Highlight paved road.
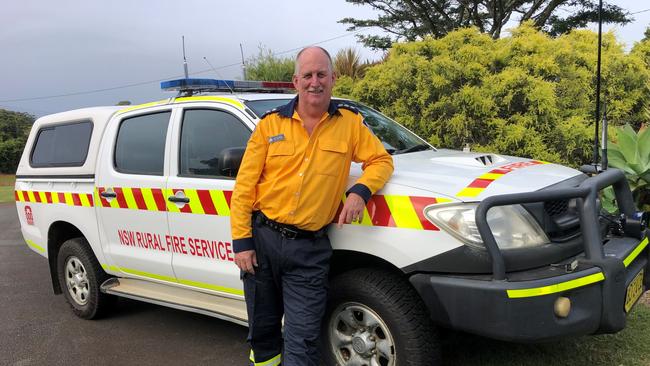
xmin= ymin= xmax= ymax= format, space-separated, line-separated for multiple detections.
xmin=0 ymin=203 xmax=249 ymax=366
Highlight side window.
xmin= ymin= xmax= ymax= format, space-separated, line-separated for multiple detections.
xmin=114 ymin=111 xmax=171 ymax=175
xmin=31 ymin=121 xmax=93 ymax=167
xmin=180 ymin=109 xmax=250 ymax=177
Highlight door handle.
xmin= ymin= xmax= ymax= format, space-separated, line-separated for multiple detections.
xmin=168 ymin=195 xmax=190 ymax=204
xmin=100 ymin=191 xmax=117 ymax=198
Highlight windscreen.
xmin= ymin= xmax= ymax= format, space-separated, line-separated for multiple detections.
xmin=244 ymin=99 xmax=433 ymax=155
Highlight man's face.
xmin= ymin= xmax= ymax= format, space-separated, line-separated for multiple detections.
xmin=293 ymin=49 xmax=336 ymax=108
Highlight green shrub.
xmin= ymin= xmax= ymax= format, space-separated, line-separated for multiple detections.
xmin=341 ymin=24 xmax=650 ymax=167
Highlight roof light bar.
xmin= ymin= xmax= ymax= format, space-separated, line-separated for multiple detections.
xmin=161 ymin=78 xmax=295 ymax=94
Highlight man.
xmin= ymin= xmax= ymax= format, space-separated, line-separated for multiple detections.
xmin=230 ymin=46 xmax=393 ymax=366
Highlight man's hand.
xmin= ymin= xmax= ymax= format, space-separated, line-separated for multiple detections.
xmin=337 ymin=193 xmax=365 ymax=229
xmin=235 ymin=250 xmax=258 ymax=274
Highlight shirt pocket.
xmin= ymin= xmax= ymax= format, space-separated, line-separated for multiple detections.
xmin=266 ymin=141 xmax=295 ymax=170
xmin=316 ymin=139 xmax=349 ymax=177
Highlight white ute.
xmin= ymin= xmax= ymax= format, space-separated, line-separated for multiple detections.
xmin=15 ymin=79 xmax=650 ymax=365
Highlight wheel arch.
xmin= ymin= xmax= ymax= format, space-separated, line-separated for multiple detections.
xmin=47 ymin=221 xmax=89 ymax=294
xmin=329 ymin=249 xmax=406 ymax=279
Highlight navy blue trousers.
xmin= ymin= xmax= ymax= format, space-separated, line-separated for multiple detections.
xmin=244 ymin=216 xmax=332 ymax=366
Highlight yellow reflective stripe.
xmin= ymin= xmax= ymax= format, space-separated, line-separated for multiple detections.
xmin=99 ymin=265 xmax=243 ymax=295
xmin=119 ymin=267 xmax=178 ymax=283
xmin=117 ymin=99 xmax=169 ymax=114
xmin=184 ymin=189 xmax=205 ymax=215
xmin=25 ymin=239 xmax=45 ymax=253
xmin=52 ymin=192 xmax=60 ymax=204
xmin=27 ymin=190 xmax=36 ymax=202
xmin=38 ymin=191 xmax=47 ymax=202
xmin=101 ymin=264 xmax=120 ymax=272
xmin=64 ymin=193 xmax=74 ymax=206
xmin=177 ymin=278 xmax=244 ymax=296
xmin=165 ymin=189 xmax=181 ymax=213
xmin=79 ymin=193 xmax=91 ymax=207
xmin=436 ymin=197 xmax=453 ymax=204
xmin=15 ymin=191 xmax=24 ymax=202
xmin=624 ymin=237 xmax=649 ymax=267
xmin=175 ymin=96 xmax=244 ymax=109
xmin=457 ymin=187 xmax=483 ymax=197
xmin=477 ymin=173 xmax=504 ymax=180
xmin=121 ymin=187 xmax=139 ymax=210
xmin=507 ymin=272 xmax=605 ymax=298
xmin=384 ymin=195 xmax=423 ymax=230
xmin=210 ymin=189 xmax=231 ymax=216
xmin=249 ymin=351 xmax=281 ymax=366
xmin=140 ymin=188 xmax=159 ymax=212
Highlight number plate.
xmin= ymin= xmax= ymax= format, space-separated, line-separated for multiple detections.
xmin=625 ymin=269 xmax=645 ymax=313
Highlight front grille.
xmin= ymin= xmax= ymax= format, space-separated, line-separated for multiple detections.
xmin=544 ymin=199 xmax=569 ymax=217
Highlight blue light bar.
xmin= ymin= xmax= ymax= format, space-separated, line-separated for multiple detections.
xmin=161 ymin=78 xmax=234 ymax=91
xmin=161 ymin=78 xmax=295 ymax=93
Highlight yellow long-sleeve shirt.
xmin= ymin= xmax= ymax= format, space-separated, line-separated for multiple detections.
xmin=230 ymin=98 xmax=394 ymax=252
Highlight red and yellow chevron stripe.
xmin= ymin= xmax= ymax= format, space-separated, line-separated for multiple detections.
xmin=457 ymin=160 xmax=548 ymax=198
xmin=337 ymin=194 xmax=452 ymax=231
xmin=96 ymin=186 xmax=451 ymax=232
xmin=15 ymin=190 xmax=94 ymax=207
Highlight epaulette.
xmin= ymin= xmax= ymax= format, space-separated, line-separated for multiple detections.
xmin=260 ymin=107 xmax=280 ymax=119
xmin=336 ymin=102 xmax=360 ymax=115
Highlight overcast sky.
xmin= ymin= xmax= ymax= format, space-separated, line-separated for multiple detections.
xmin=1 ymin=0 xmax=649 ymax=117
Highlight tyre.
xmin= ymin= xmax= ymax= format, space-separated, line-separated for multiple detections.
xmin=322 ymin=268 xmax=440 ymax=366
xmin=57 ymin=237 xmax=115 ymax=319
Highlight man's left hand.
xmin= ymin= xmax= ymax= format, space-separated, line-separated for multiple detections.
xmin=337 ymin=193 xmax=365 ymax=228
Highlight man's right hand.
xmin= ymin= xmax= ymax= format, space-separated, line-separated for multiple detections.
xmin=235 ymin=250 xmax=258 ymax=274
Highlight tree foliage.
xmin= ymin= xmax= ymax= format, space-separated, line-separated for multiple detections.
xmin=244 ymin=46 xmax=295 ymax=82
xmin=341 ymin=0 xmax=631 ymax=49
xmin=336 ymin=24 xmax=650 ymax=167
xmin=0 ymin=109 xmax=33 ymax=173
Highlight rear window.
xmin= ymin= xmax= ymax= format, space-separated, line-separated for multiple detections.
xmin=114 ymin=111 xmax=171 ymax=175
xmin=30 ymin=121 xmax=93 ymax=167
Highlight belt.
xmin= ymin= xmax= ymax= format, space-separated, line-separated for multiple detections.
xmin=254 ymin=211 xmax=326 ymax=240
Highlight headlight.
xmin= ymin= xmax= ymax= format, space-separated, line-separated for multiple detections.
xmin=424 ymin=203 xmax=549 ymax=249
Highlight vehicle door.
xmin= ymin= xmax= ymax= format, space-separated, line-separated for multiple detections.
xmin=166 ymin=103 xmax=253 ymax=298
xmin=96 ymin=108 xmax=176 ymax=281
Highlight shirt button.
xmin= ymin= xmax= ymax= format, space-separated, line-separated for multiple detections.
xmin=304 ymin=158 xmax=309 ymax=162
xmin=290 ymin=211 xmax=295 ymax=215
xmin=295 ymin=192 xmax=300 ymax=196
xmin=299 ymin=172 xmax=303 ymax=177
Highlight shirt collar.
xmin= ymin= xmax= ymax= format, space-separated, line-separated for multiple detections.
xmin=278 ymin=96 xmax=340 ymax=118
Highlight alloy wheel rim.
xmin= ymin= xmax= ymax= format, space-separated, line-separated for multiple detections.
xmin=65 ymin=256 xmax=90 ymax=306
xmin=329 ymin=302 xmax=396 ymax=366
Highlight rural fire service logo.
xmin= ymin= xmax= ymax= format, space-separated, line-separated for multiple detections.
xmin=24 ymin=206 xmax=33 ymax=225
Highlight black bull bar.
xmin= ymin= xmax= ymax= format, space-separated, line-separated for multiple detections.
xmin=475 ymin=168 xmax=638 ymax=281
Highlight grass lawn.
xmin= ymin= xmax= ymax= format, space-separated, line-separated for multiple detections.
xmin=0 ymin=174 xmax=15 ymax=203
xmin=444 ymin=301 xmax=650 ymax=365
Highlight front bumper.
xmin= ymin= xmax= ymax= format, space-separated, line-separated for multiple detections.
xmin=410 ymin=169 xmax=648 ymax=342
xmin=410 ymin=235 xmax=648 ymax=342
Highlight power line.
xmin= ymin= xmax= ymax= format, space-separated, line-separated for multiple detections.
xmin=0 ymin=30 xmax=365 ymax=104
xmin=631 ymin=8 xmax=650 ymax=15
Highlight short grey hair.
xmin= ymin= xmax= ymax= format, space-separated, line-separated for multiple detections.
xmin=294 ymin=46 xmax=334 ymax=75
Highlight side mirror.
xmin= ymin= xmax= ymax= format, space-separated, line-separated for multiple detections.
xmin=218 ymin=147 xmax=246 ymax=178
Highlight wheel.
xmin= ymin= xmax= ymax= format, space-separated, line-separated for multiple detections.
xmin=322 ymin=268 xmax=440 ymax=366
xmin=57 ymin=237 xmax=114 ymax=319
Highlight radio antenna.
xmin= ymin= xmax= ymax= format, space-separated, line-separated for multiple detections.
xmin=592 ymin=0 xmax=604 ymax=170
xmin=182 ymin=36 xmax=189 ymax=79
xmin=240 ymin=43 xmax=246 ymax=80
xmin=203 ymin=57 xmax=236 ymax=95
